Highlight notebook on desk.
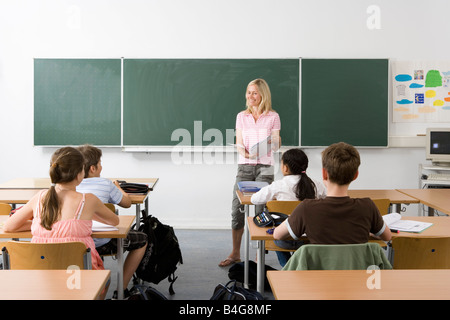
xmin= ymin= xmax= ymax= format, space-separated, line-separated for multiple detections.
xmin=92 ymin=221 xmax=118 ymax=232
xmin=383 ymin=213 xmax=433 ymax=233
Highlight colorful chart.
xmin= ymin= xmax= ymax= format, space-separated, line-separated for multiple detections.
xmin=393 ymin=61 xmax=450 ymax=122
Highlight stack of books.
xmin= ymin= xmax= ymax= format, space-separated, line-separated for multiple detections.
xmin=237 ymin=181 xmax=269 ymax=196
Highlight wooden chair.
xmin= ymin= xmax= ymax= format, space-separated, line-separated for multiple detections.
xmin=0 ymin=203 xmax=12 ymax=215
xmin=1 ymin=241 xmax=92 ymax=270
xmin=264 ymin=200 xmax=302 ymax=253
xmin=391 ymin=236 xmax=450 ymax=269
xmin=372 ymin=198 xmax=390 ymax=215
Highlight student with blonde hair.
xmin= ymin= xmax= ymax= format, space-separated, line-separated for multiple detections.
xmin=219 ymin=78 xmax=281 ymax=267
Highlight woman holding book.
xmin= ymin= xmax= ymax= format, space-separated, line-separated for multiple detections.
xmin=219 ymin=78 xmax=281 ymax=267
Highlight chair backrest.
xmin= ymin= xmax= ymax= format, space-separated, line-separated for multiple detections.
xmin=372 ymin=198 xmax=390 ymax=216
xmin=1 ymin=241 xmax=91 ymax=270
xmin=266 ymin=200 xmax=301 ymax=215
xmin=391 ymin=236 xmax=450 ymax=269
xmin=283 ymin=242 xmax=392 ymax=271
xmin=0 ymin=203 xmax=12 ymax=215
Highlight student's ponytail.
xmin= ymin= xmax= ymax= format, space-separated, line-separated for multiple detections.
xmin=281 ymin=149 xmax=317 ymax=201
xmin=41 ymin=147 xmax=84 ymax=230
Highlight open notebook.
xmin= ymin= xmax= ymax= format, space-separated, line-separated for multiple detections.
xmin=383 ymin=213 xmax=433 ymax=233
xmin=92 ymin=221 xmax=118 ymax=232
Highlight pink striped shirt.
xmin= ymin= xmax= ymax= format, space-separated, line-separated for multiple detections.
xmin=236 ymin=110 xmax=281 ymax=165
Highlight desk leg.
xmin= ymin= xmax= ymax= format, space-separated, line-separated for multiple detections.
xmin=117 ymin=238 xmax=124 ymax=300
xmin=135 ymin=203 xmax=141 ymax=229
xmin=428 ymin=206 xmax=435 ymax=216
xmin=256 ymin=239 xmax=265 ymax=294
xmin=393 ymin=204 xmax=401 ymax=213
xmin=244 ymin=204 xmax=249 ymax=289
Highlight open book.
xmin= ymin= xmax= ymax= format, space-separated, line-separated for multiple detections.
xmin=383 ymin=213 xmax=433 ymax=233
xmin=92 ymin=221 xmax=118 ymax=232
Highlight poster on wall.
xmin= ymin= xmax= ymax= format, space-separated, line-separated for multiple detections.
xmin=392 ymin=61 xmax=450 ymax=122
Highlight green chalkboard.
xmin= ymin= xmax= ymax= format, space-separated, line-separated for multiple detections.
xmin=123 ymin=59 xmax=299 ymax=146
xmin=34 ymin=59 xmax=121 ymax=146
xmin=301 ymin=59 xmax=388 ymax=147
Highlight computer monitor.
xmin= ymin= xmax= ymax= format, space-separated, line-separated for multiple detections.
xmin=426 ymin=128 xmax=450 ymax=166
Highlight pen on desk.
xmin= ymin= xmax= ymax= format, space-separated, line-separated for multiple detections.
xmin=390 ymin=229 xmax=399 ymax=233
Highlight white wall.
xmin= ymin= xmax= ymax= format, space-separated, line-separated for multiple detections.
xmin=1 ymin=0 xmax=449 ymax=228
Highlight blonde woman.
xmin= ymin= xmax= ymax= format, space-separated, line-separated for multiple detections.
xmin=219 ymin=79 xmax=281 ymax=267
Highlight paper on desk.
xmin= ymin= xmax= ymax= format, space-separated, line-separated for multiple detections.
xmin=383 ymin=213 xmax=433 ymax=233
xmin=92 ymin=221 xmax=118 ymax=232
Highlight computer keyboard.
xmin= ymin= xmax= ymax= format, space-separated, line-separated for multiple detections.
xmin=426 ymin=173 xmax=450 ymax=181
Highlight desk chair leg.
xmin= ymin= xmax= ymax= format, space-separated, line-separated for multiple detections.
xmin=387 ymin=241 xmax=394 ymax=265
xmin=117 ymin=239 xmax=124 ymax=300
xmin=135 ymin=204 xmax=141 ymax=229
xmin=243 ymin=204 xmax=249 ymax=289
xmin=256 ymin=240 xmax=265 ymax=294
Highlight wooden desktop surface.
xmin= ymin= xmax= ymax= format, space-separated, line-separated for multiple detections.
xmin=237 ymin=189 xmax=420 ymax=207
xmin=267 ymin=269 xmax=450 ymax=300
xmin=0 ymin=188 xmax=148 ymax=206
xmin=0 ymin=189 xmax=40 ymax=204
xmin=398 ymin=188 xmax=450 ymax=215
xmin=0 ymin=269 xmax=111 ymax=300
xmin=0 ymin=177 xmax=158 ymax=190
xmin=0 ymin=215 xmax=135 ymax=239
xmin=348 ymin=189 xmax=419 ymax=204
xmin=248 ymin=215 xmax=450 ymax=241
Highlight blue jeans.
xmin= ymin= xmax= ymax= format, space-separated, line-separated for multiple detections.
xmin=274 ymin=240 xmax=304 ymax=267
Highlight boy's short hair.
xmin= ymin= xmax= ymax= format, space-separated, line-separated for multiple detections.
xmin=322 ymin=142 xmax=360 ymax=185
xmin=77 ymin=144 xmax=102 ymax=178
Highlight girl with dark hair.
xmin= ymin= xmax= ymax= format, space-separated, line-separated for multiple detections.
xmin=251 ymin=148 xmax=326 ymax=266
xmin=251 ymin=148 xmax=326 ymax=204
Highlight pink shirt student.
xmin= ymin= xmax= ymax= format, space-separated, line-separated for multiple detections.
xmin=236 ymin=110 xmax=281 ymax=166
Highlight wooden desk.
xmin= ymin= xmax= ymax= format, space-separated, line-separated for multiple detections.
xmin=397 ymin=188 xmax=450 ymax=216
xmin=267 ymin=269 xmax=450 ymax=300
xmin=0 ymin=177 xmax=158 ymax=226
xmin=0 ymin=177 xmax=158 ymax=191
xmin=0 ymin=269 xmax=111 ymax=300
xmin=348 ymin=189 xmax=419 ymax=212
xmin=0 ymin=189 xmax=40 ymax=205
xmin=389 ymin=216 xmax=450 ymax=237
xmin=0 ymin=215 xmax=135 ymax=300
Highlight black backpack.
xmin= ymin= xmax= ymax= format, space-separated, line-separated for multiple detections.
xmin=210 ymin=280 xmax=264 ymax=300
xmin=134 ymin=212 xmax=183 ymax=295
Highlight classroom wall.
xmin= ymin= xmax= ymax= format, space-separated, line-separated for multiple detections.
xmin=1 ymin=0 xmax=449 ymax=228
